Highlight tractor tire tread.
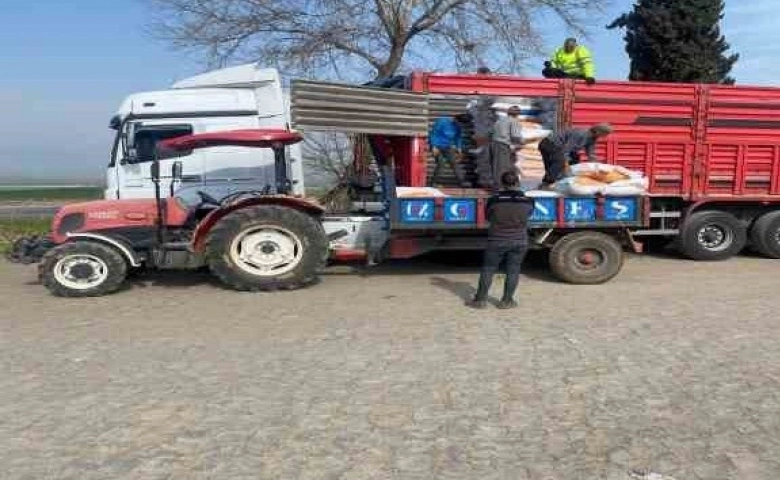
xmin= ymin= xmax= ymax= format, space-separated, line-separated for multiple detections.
xmin=205 ymin=205 xmax=328 ymax=292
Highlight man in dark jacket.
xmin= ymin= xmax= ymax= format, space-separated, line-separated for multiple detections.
xmin=539 ymin=123 xmax=613 ymax=189
xmin=467 ymin=172 xmax=535 ymax=309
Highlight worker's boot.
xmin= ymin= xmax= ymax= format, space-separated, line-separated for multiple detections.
xmin=497 ymin=298 xmax=519 ymax=309
xmin=466 ymin=297 xmax=488 ymax=309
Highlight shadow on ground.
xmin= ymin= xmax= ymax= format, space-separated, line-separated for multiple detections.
xmin=21 ymin=244 xmax=691 ymax=294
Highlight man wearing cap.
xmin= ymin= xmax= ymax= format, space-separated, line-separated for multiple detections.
xmin=543 ymin=38 xmax=596 ymax=85
xmin=489 ymin=105 xmax=526 ymax=190
xmin=538 ymin=123 xmax=613 ymax=189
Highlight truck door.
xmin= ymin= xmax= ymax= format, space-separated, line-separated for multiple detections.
xmin=115 ymin=122 xmax=197 ymax=199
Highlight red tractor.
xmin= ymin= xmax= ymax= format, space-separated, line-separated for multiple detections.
xmin=8 ymin=129 xmax=337 ymax=297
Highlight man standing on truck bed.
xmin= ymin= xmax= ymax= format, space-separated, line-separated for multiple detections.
xmin=543 ymin=37 xmax=596 ymax=84
xmin=539 ymin=123 xmax=613 ymax=189
xmin=489 ymin=105 xmax=526 ymax=190
xmin=468 ymin=172 xmax=535 ymax=310
xmin=429 ymin=114 xmax=470 ymax=187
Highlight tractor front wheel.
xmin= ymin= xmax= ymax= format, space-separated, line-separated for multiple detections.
xmin=206 ymin=205 xmax=328 ymax=291
xmin=39 ymin=241 xmax=128 ymax=297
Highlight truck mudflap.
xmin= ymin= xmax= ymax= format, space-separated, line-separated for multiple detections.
xmin=5 ymin=235 xmax=56 ymax=264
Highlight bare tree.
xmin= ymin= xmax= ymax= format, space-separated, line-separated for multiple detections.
xmin=148 ymin=0 xmax=607 ymax=80
xmin=301 ymin=132 xmax=378 ymax=210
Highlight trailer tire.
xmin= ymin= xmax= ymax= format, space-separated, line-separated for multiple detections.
xmin=549 ymin=231 xmax=624 ymax=284
xmin=206 ymin=205 xmax=328 ymax=292
xmin=679 ymin=210 xmax=746 ymax=261
xmin=750 ymin=211 xmax=780 ymax=259
xmin=39 ymin=241 xmax=128 ymax=297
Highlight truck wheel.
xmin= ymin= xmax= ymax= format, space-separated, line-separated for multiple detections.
xmin=549 ymin=231 xmax=624 ymax=284
xmin=39 ymin=241 xmax=128 ymax=297
xmin=206 ymin=205 xmax=328 ymax=291
xmin=679 ymin=210 xmax=747 ymax=261
xmin=750 ymin=211 xmax=780 ymax=259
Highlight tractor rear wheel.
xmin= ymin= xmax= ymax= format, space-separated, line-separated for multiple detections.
xmin=206 ymin=205 xmax=328 ymax=291
xmin=39 ymin=241 xmax=128 ymax=297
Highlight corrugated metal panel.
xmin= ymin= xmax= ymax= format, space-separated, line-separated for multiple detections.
xmin=705 ymin=87 xmax=780 ymax=196
xmin=291 ymin=80 xmax=429 ymax=136
xmin=572 ymin=82 xmax=697 ymax=141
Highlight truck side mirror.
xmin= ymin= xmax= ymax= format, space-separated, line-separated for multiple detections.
xmin=171 ymin=161 xmax=183 ymax=181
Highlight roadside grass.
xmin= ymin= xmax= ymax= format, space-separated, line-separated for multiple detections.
xmin=0 ymin=218 xmax=51 ymax=254
xmin=0 ymin=187 xmax=102 ymax=202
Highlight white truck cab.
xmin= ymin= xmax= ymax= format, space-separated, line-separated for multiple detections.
xmin=106 ymin=63 xmax=304 ymax=203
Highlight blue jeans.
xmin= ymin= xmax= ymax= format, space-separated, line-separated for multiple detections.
xmin=431 ymin=146 xmax=466 ymax=186
xmin=475 ymin=241 xmax=528 ymax=301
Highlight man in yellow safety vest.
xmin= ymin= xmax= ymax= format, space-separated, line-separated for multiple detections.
xmin=543 ymin=38 xmax=596 ymax=85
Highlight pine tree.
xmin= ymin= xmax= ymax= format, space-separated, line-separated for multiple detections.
xmin=608 ymin=0 xmax=739 ymax=84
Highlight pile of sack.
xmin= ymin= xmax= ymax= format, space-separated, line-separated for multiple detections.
xmin=554 ymin=162 xmax=649 ymax=196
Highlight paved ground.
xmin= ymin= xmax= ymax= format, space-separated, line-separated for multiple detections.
xmin=1 ymin=253 xmax=779 ymax=480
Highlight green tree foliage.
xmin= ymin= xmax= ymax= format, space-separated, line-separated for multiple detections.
xmin=608 ymin=0 xmax=739 ymax=84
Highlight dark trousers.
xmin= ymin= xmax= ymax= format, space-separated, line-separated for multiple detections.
xmin=475 ymin=241 xmax=528 ymax=301
xmin=431 ymin=147 xmax=466 ymax=186
xmin=489 ymin=141 xmax=515 ymax=190
xmin=540 ymin=138 xmax=568 ymax=186
xmin=542 ymin=67 xmax=585 ymax=80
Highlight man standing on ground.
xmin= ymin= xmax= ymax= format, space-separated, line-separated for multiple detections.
xmin=539 ymin=123 xmax=613 ymax=189
xmin=489 ymin=105 xmax=526 ymax=190
xmin=468 ymin=172 xmax=535 ymax=309
xmin=429 ymin=114 xmax=470 ymax=187
xmin=542 ymin=37 xmax=596 ymax=85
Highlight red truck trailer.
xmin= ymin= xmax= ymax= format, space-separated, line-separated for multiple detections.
xmin=292 ymin=73 xmax=780 ymax=266
xmin=421 ymin=73 xmax=780 ymax=258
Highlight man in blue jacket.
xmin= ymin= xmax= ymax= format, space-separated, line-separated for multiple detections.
xmin=429 ymin=114 xmax=470 ymax=187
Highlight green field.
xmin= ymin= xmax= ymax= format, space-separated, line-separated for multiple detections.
xmin=0 ymin=218 xmax=51 ymax=254
xmin=0 ymin=187 xmax=102 ymax=202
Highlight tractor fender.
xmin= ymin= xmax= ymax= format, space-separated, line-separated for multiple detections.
xmin=191 ymin=196 xmax=325 ymax=253
xmin=65 ymin=232 xmax=143 ymax=267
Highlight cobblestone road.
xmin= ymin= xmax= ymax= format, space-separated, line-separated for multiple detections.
xmin=1 ymin=254 xmax=779 ymax=479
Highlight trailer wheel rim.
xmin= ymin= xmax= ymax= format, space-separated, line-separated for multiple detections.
xmin=53 ymin=254 xmax=110 ymax=290
xmin=229 ymin=225 xmax=303 ymax=277
xmin=574 ymin=248 xmax=605 ymax=271
xmin=697 ymin=224 xmax=733 ymax=252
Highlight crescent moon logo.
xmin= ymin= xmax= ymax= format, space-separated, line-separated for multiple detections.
xmin=449 ymin=202 xmax=462 ymax=219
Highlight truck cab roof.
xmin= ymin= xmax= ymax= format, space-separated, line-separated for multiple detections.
xmin=110 ymin=63 xmax=285 ymax=129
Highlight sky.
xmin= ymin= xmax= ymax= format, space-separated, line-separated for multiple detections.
xmin=0 ymin=0 xmax=776 ymax=182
